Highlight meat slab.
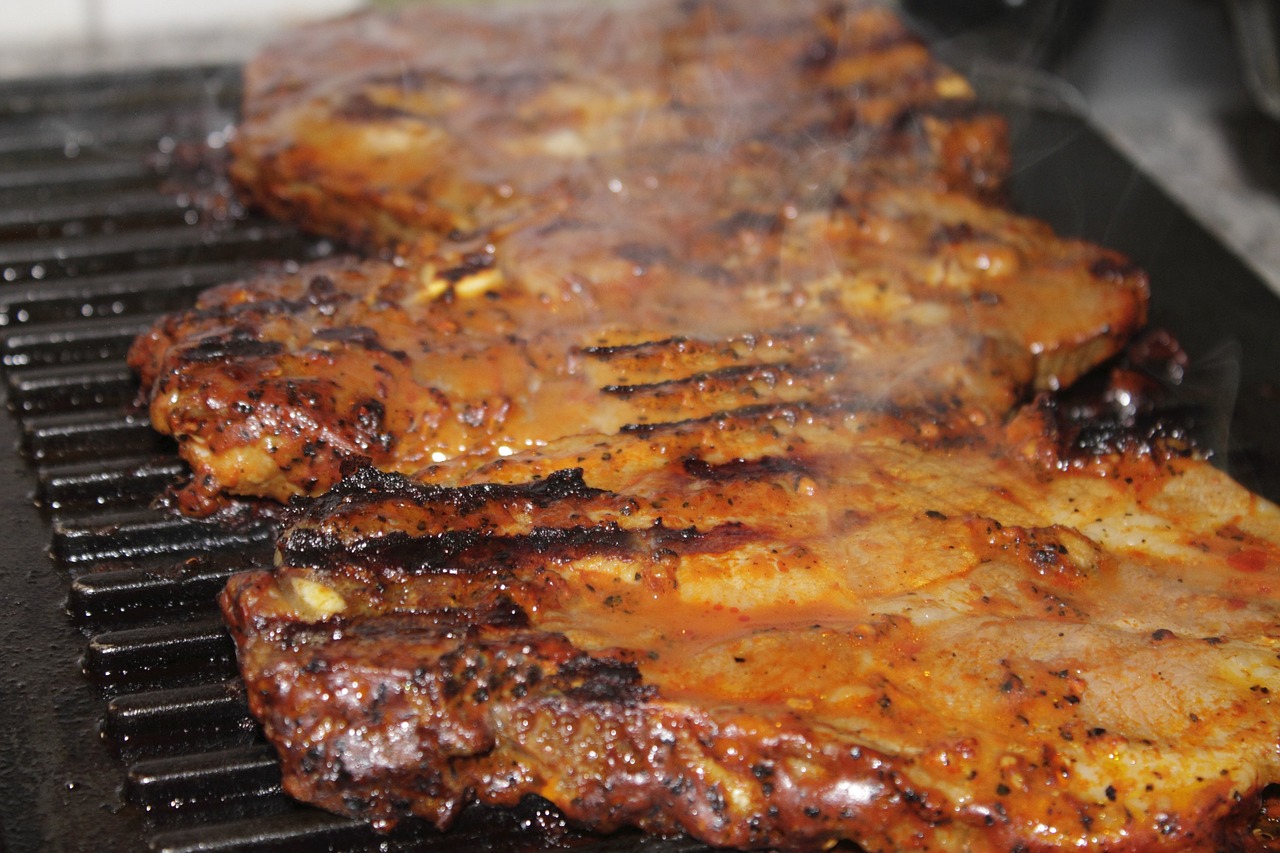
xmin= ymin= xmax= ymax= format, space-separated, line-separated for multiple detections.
xmin=127 ymin=0 xmax=1144 ymax=513
xmin=125 ymin=0 xmax=1280 ymax=849
xmin=223 ymin=401 xmax=1280 ymax=851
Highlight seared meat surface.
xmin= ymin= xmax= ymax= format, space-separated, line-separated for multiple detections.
xmin=128 ymin=0 xmax=1145 ymax=513
xmin=223 ymin=402 xmax=1280 ymax=851
xmin=127 ymin=0 xmax=1280 ymax=849
xmin=227 ymin=0 xmax=1009 ymax=254
xmin=130 ymin=184 xmax=1145 ymax=513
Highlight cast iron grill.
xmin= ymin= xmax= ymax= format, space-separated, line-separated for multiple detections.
xmin=4 ymin=58 xmax=1280 ymax=853
xmin=0 ymin=63 xmax=732 ymax=853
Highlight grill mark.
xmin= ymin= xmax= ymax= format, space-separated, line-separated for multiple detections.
xmin=651 ymin=521 xmax=757 ymax=557
xmin=580 ymin=335 xmax=693 ymax=360
xmin=600 ymin=359 xmax=837 ymax=399
xmin=438 ymin=251 xmax=496 ymax=284
xmin=179 ymin=330 xmax=286 ymax=363
xmin=282 ymin=598 xmax=530 ymax=641
xmin=581 ymin=327 xmax=823 ymax=365
xmin=283 ymin=518 xmax=760 ymax=576
xmin=175 ymin=287 xmax=358 ymax=331
xmin=309 ymin=466 xmax=605 ymax=519
xmin=281 ymin=523 xmax=636 ymax=576
xmin=375 ymin=597 xmax=532 ymax=631
xmin=682 ymin=455 xmax=813 ymax=483
xmin=313 ymin=325 xmax=409 ymax=362
xmin=620 ymin=401 xmax=818 ymax=437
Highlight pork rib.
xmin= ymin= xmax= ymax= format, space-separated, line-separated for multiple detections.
xmin=128 ymin=0 xmax=1146 ymax=514
xmin=222 ymin=402 xmax=1280 ymax=851
xmin=227 ymin=0 xmax=1010 ymax=255
xmin=128 ymin=182 xmax=1145 ymax=512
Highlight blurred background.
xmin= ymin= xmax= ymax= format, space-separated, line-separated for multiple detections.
xmin=0 ymin=0 xmax=1276 ymax=295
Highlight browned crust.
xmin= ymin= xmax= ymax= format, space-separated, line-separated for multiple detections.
xmin=222 ymin=405 xmax=1280 ymax=851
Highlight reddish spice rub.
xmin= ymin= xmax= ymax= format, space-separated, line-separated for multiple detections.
xmin=223 ymin=402 xmax=1280 ymax=851
xmin=119 ymin=0 xmax=1280 ymax=849
xmin=128 ymin=0 xmax=1146 ymax=515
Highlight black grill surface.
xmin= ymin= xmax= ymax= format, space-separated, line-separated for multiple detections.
xmin=0 ymin=63 xmax=1278 ymax=853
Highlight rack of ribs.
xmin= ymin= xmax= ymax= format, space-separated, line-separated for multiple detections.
xmin=129 ymin=0 xmax=1280 ymax=850
xmin=223 ymin=400 xmax=1280 ymax=851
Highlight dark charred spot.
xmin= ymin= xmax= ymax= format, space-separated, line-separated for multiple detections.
xmin=603 ymin=360 xmax=832 ymax=398
xmin=557 ymin=655 xmax=652 ymax=705
xmin=300 ymin=747 xmax=323 ymax=774
xmin=1156 ymin=813 xmax=1181 ymax=836
xmin=333 ymin=92 xmax=423 ymax=123
xmin=516 ymin=468 xmax=606 ymax=505
xmin=1032 ymin=374 xmax=1201 ymax=468
xmin=305 ymin=274 xmax=342 ymax=305
xmin=303 ymin=465 xmax=605 ymax=520
xmin=579 ymin=335 xmax=690 ymax=360
xmin=1152 ymin=628 xmax=1176 ymax=642
xmin=479 ymin=596 xmax=530 ymax=629
xmin=312 ymin=325 xmax=407 ymax=362
xmin=1030 ymin=545 xmax=1062 ymax=570
xmin=439 ymin=251 xmax=496 ymax=284
xmin=352 ymin=399 xmax=395 ymax=454
xmin=707 ymin=786 xmax=728 ymax=816
xmin=341 ymin=794 xmax=372 ymax=814
xmin=180 ymin=330 xmax=285 ymax=363
xmin=682 ymin=454 xmax=812 ymax=483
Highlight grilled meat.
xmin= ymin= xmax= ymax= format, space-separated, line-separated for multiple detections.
xmin=131 ymin=1 xmax=1273 ymax=849
xmin=222 ymin=401 xmax=1280 ymax=852
xmin=128 ymin=180 xmax=1145 ymax=513
xmin=129 ymin=0 xmax=1148 ymax=514
xmin=228 ymin=0 xmax=1010 ymax=255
